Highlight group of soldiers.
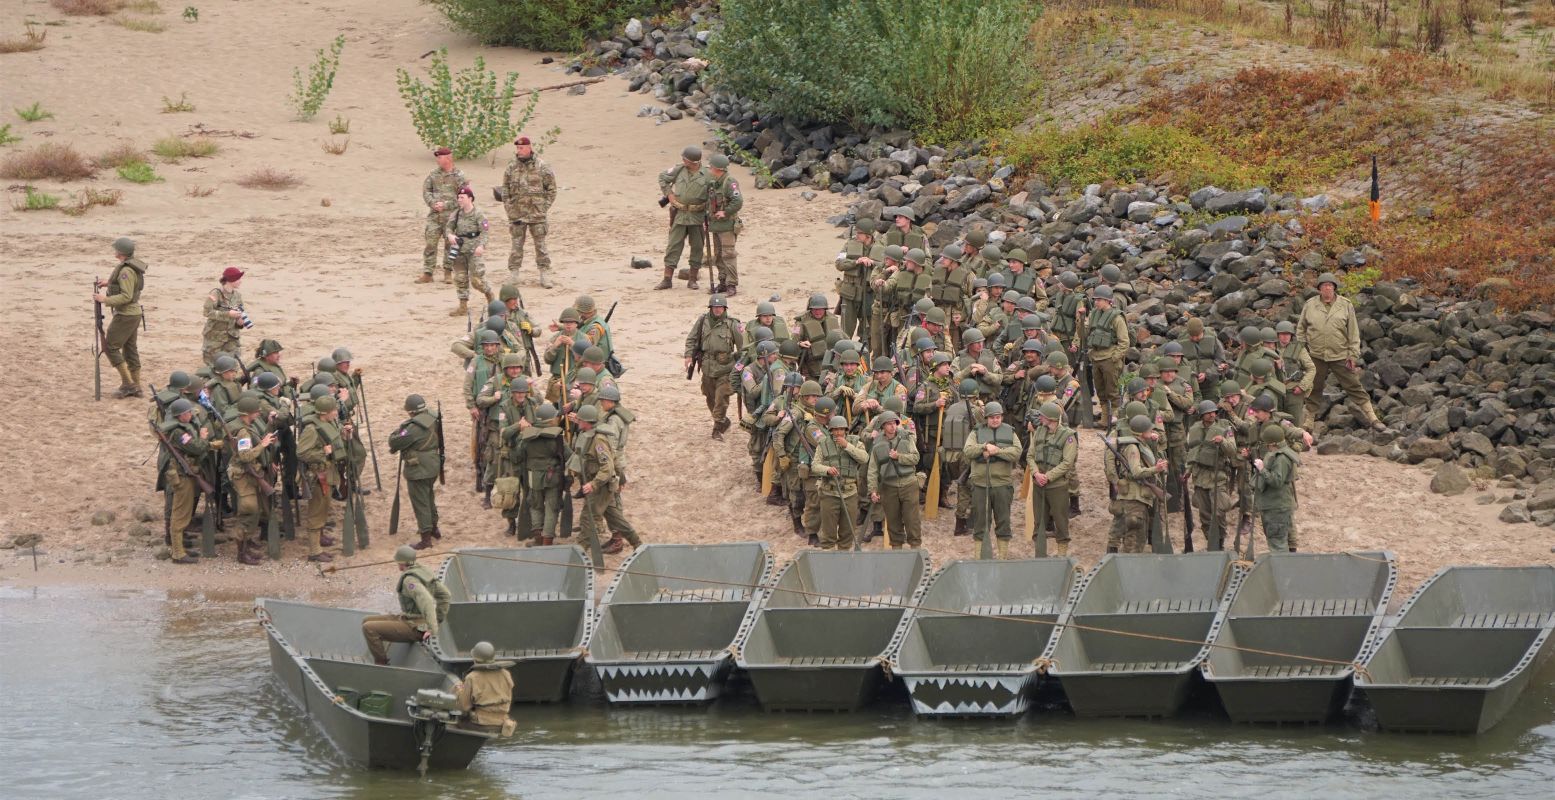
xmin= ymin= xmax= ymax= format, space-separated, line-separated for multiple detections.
xmin=686 ymin=209 xmax=1388 ymax=559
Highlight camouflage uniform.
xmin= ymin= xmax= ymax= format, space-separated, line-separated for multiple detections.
xmin=501 ymin=155 xmax=557 ymax=282
xmin=444 ymin=206 xmax=493 ymax=304
xmin=423 ymin=166 xmax=468 ymax=276
xmin=201 ymin=286 xmax=244 ymax=366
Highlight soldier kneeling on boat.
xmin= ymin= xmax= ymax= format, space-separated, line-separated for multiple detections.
xmin=456 ymin=641 xmax=515 ymax=736
xmin=361 ymin=545 xmax=450 ymax=665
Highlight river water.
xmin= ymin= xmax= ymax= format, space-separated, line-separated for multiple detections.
xmin=3 ymin=586 xmax=1554 ymax=799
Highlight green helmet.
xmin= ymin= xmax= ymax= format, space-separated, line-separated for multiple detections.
xmin=485 ymin=317 xmax=507 ymax=334
xmin=308 ymin=384 xmax=331 ymax=401
xmin=924 ymin=308 xmax=947 ymax=326
xmin=112 ymin=236 xmax=136 ymax=256
xmin=1220 ymin=379 xmax=1243 ymax=396
xmin=1039 ymin=402 xmax=1062 ymax=421
xmin=404 ymin=394 xmax=426 ymax=412
xmin=394 ymin=545 xmax=417 ymax=564
xmin=559 ymin=307 xmax=581 ymax=323
xmin=1276 ymin=320 xmax=1297 ymax=335
xmin=876 ymin=410 xmax=900 ymax=425
xmin=316 ymin=356 xmax=336 ymax=373
xmin=958 ymin=378 xmax=978 ymax=396
xmin=987 ymin=273 xmax=1007 ymax=289
xmin=1100 ymin=264 xmax=1123 ymax=283
xmin=973 ymin=277 xmax=989 ymax=291
xmin=1157 ymin=356 xmax=1178 ymax=373
xmin=965 ymin=228 xmax=988 ymax=248
xmin=1021 ymin=314 xmax=1042 ymax=330
xmin=884 ymin=245 xmax=904 ymax=261
xmin=1250 ymin=358 xmax=1273 ymax=378
xmin=1261 ymin=424 xmax=1286 ymax=444
xmin=1047 ymin=352 xmax=1069 ymax=368
xmin=1316 ymin=272 xmax=1339 ymax=288
xmin=799 ymin=380 xmax=822 ymax=398
xmin=779 ymin=340 xmax=801 ymax=358
xmin=905 ymin=248 xmax=927 ymax=264
xmin=168 ymin=370 xmax=192 ymax=390
xmin=501 ymin=353 xmax=525 ymax=369
xmin=709 ymin=153 xmax=730 ymax=169
xmin=681 ymin=145 xmax=702 ymax=161
xmin=510 ymin=376 xmax=532 ymax=393
xmin=1197 ymin=400 xmax=1218 ymax=416
xmin=1093 ymin=286 xmax=1115 ymax=301
xmin=709 ymin=293 xmax=729 ymax=308
xmin=598 ymin=384 xmax=621 ymax=402
xmin=756 ymin=301 xmax=777 ymax=316
xmin=915 ymin=337 xmax=935 ymax=355
xmin=478 ymin=330 xmax=500 ymax=345
xmin=577 ymin=405 xmax=601 ymax=423
xmin=214 ymin=355 xmax=239 ymax=373
xmin=939 ymin=244 xmax=964 ymax=263
xmin=236 ymin=395 xmax=262 ymax=414
xmin=1251 ymin=393 xmax=1277 ymax=412
xmin=1035 ymin=375 xmax=1057 ymax=393
xmin=827 ymin=415 xmax=848 ymax=430
xmin=933 ymin=352 xmax=953 ymax=367
xmin=815 ymin=397 xmax=836 ymax=414
xmin=756 ymin=340 xmax=778 ymax=356
xmin=537 ymin=403 xmax=559 ymax=420
xmin=574 ymin=295 xmax=597 ymax=315
xmin=1129 ymin=414 xmax=1153 ymax=434
xmin=883 ymin=396 xmax=906 ymax=415
xmin=257 ymin=339 xmax=283 ymax=357
xmin=1126 ymin=377 xmax=1148 ymax=395
xmin=331 ymin=347 xmax=353 ymax=363
xmin=871 ymin=356 xmax=895 ymax=373
xmin=1162 ymin=341 xmax=1184 ymax=356
xmin=912 ymin=297 xmax=935 ymax=315
xmin=256 ymin=373 xmax=281 ymax=391
xmin=784 ymin=372 xmax=803 ymax=389
xmin=582 ymin=346 xmax=606 ymax=363
xmin=487 ymin=299 xmax=509 ymax=318
xmin=894 ymin=206 xmax=917 ymax=222
xmin=855 ymin=218 xmax=879 ymax=235
xmin=839 ymin=350 xmax=861 ymax=364
xmin=980 ymin=244 xmax=1003 ymax=262
xmin=807 ymin=293 xmax=830 ymax=310
xmin=962 ymin=328 xmax=985 ymax=344
xmin=1001 ymin=290 xmax=1021 ymax=304
xmin=471 ymin=641 xmax=496 ymax=663
xmin=1060 ymin=271 xmax=1080 ymax=289
xmin=751 ymin=325 xmax=773 ymax=342
xmin=314 ymin=395 xmax=339 ymax=413
xmin=825 ymin=330 xmax=845 ymax=348
xmin=169 ymin=398 xmax=195 ymax=416
xmin=499 ymin=284 xmax=520 ymax=301
xmin=1137 ymin=363 xmax=1159 ymax=379
xmin=1122 ymin=400 xmax=1149 ymax=420
xmin=1017 ymin=297 xmax=1037 ymax=313
xmin=574 ymin=367 xmax=597 ymax=384
xmin=1239 ymin=326 xmax=1262 ymax=346
xmin=985 ymin=401 xmax=1005 ymax=416
xmin=1007 ymin=248 xmax=1029 ymax=264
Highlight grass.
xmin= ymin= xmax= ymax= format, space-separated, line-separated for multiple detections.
xmin=237 ymin=167 xmax=302 ymax=190
xmin=0 ymin=142 xmax=97 ymax=181
xmin=186 ymin=184 xmax=216 ymax=197
xmin=995 ymin=121 xmax=1254 ymax=190
xmin=0 ymin=124 xmax=20 ymax=146
xmin=15 ymin=102 xmax=52 ymax=122
xmin=160 ymin=92 xmax=195 ymax=113
xmin=124 ymin=0 xmax=163 ymax=11
xmin=320 ymin=137 xmax=349 ymax=155
xmin=96 ymin=142 xmax=146 ymax=168
xmin=0 ymin=23 xmax=48 ymax=53
xmin=10 ymin=186 xmax=61 ymax=211
xmin=50 ymin=0 xmax=124 ymax=15
xmin=328 ymin=114 xmax=351 ymax=135
xmin=151 ymin=135 xmax=218 ymax=160
xmin=113 ymin=15 xmax=166 ymax=32
xmin=116 ymin=160 xmax=161 ymax=183
xmin=62 ymin=187 xmax=123 ymax=216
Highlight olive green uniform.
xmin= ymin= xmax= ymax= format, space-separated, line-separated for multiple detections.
xmin=444 ymin=207 xmax=493 ymax=303
xmin=793 ymin=311 xmax=841 ymax=379
xmin=227 ymin=415 xmax=277 ymax=556
xmin=296 ymin=415 xmax=347 ymax=557
xmin=388 ymin=409 xmax=442 ymax=537
xmin=423 ymin=166 xmax=469 ymax=276
xmin=1296 ymin=293 xmax=1381 ymax=427
xmin=812 ymin=432 xmax=869 ymax=550
xmin=201 ymin=286 xmax=244 ymax=366
xmin=686 ymin=311 xmax=742 ymax=431
xmin=1080 ymin=305 xmax=1130 ymax=425
xmin=361 ymin=564 xmax=451 ymax=663
xmin=1025 ymin=422 xmax=1077 ymax=546
xmin=516 ymin=419 xmax=566 ymax=540
xmin=708 ymin=171 xmax=743 ymax=290
xmin=835 ymin=238 xmax=881 ymax=341
xmin=102 ymin=257 xmax=147 ymax=378
xmin=659 ymin=163 xmax=712 ymax=277
xmin=158 ymin=416 xmax=212 ymax=561
xmin=867 ymin=426 xmax=921 ymax=548
xmin=571 ymin=426 xmax=640 ymax=566
xmin=457 ymin=664 xmax=515 ymax=731
xmin=1186 ymin=418 xmax=1237 ymax=551
xmin=501 ymin=155 xmax=557 ymax=280
xmin=1253 ymin=445 xmax=1300 ymax=552
xmin=1106 ymin=435 xmax=1160 ymax=553
xmin=963 ymin=420 xmax=1021 ymax=546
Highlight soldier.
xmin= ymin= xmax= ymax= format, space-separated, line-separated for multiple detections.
xmin=388 ymin=394 xmax=443 ymax=550
xmin=748 ymin=300 xmax=790 ymax=345
xmin=596 ymin=385 xmax=639 ymax=555
xmin=419 ymin=146 xmax=468 ymax=283
xmin=685 ymin=293 xmax=742 ymax=440
xmin=516 ymin=403 xmax=566 ymax=545
xmin=360 ymin=545 xmax=452 ymax=666
xmin=881 ymin=248 xmax=933 ymax=351
xmin=866 ymin=245 xmax=903 ymax=354
xmin=444 ymin=185 xmax=493 ymax=317
xmin=796 ymin=387 xmax=832 ymax=545
xmin=1186 ymin=400 xmax=1236 ymax=551
xmin=1155 ymin=355 xmax=1197 ymax=513
xmin=860 ymin=356 xmax=908 ymax=422
xmin=157 ymin=398 xmax=210 ymax=564
xmin=205 ymin=356 xmax=244 ymax=417
xmin=826 ymin=350 xmax=871 ymax=426
xmin=1027 ymin=401 xmax=1077 ymax=556
xmin=571 ymin=405 xmax=641 ymax=564
xmin=1275 ymin=320 xmax=1315 ymax=426
xmin=465 ymin=329 xmax=504 ymax=422
xmin=657 ymin=145 xmax=712 ymax=290
xmin=201 ymin=266 xmax=247 ymax=367
xmin=474 ymin=353 xmax=528 ymax=507
xmin=455 ymin=641 xmax=515 ymax=734
xmin=884 ymin=206 xmax=928 ymax=252
xmin=247 ymin=339 xmax=285 ymax=385
xmin=954 ymin=328 xmax=1003 ymax=397
xmin=706 ymin=153 xmax=744 ymax=295
xmin=94 ymin=237 xmax=148 ymax=398
xmin=1246 ymin=359 xmax=1287 ymax=415
xmin=1080 ymin=285 xmax=1129 ymax=427
xmin=491 ymin=375 xmax=540 ymax=536
xmin=1109 ymin=414 xmax=1169 ymax=553
xmin=1050 ymin=272 xmax=1084 ymax=367
xmin=929 ymin=245 xmax=974 ymax=352
xmin=867 ymin=410 xmax=921 ymax=549
xmin=498 ymin=135 xmax=557 ymax=288
xmin=1001 ymin=339 xmax=1047 ymax=441
xmin=225 ymin=395 xmax=277 ymax=566
xmin=963 ymin=401 xmax=1021 ymax=559
xmin=835 ymin=219 xmax=879 ymax=341
xmin=793 ymin=293 xmax=841 ymax=379
xmin=575 ymin=295 xmax=615 ymax=367
xmin=1231 ymin=326 xmax=1271 ymax=390
xmin=1252 ymin=425 xmax=1300 ymax=553
xmin=812 ymin=416 xmax=868 ymax=550
xmin=296 ymin=394 xmax=348 ymax=563
xmin=1178 ymin=318 xmax=1227 ymax=401
xmin=766 ymin=374 xmax=812 ymax=537
xmin=543 ymin=308 xmax=585 ymax=404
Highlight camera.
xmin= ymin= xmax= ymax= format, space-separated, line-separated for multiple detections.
xmin=238 ymin=305 xmax=254 ymax=330
xmin=447 ymin=244 xmax=461 ymax=260
xmin=658 ymin=195 xmax=670 ymax=208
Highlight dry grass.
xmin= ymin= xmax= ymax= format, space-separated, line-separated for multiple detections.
xmin=320 ymin=137 xmax=350 ymax=155
xmin=96 ymin=142 xmax=146 ymax=168
xmin=160 ymin=92 xmax=194 ymax=113
xmin=151 ymin=135 xmax=218 ymax=161
xmin=0 ymin=23 xmax=47 ymax=53
xmin=185 ymin=184 xmax=216 ymax=197
xmin=0 ymin=142 xmax=97 ymax=181
xmin=237 ymin=167 xmax=303 ymax=190
xmin=50 ymin=0 xmax=125 ymax=15
xmin=62 ymin=187 xmax=123 ymax=216
xmin=123 ymin=0 xmax=163 ymax=11
xmin=113 ymin=15 xmax=165 ymax=32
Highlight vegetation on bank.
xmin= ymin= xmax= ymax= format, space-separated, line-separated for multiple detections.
xmin=428 ymin=0 xmax=675 ymax=52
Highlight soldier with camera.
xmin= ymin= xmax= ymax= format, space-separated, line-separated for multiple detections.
xmin=202 ymin=266 xmax=250 ymax=367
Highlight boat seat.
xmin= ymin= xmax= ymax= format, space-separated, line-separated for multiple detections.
xmin=810 ymin=594 xmax=905 ymax=608
xmin=653 ymin=587 xmax=750 ymax=602
xmin=1450 ymin=612 xmax=1551 ymax=628
xmin=933 ymin=663 xmax=1029 ymax=673
xmin=967 ymin=603 xmax=1056 ymax=617
xmin=1266 ymin=598 xmax=1374 ymax=617
xmin=467 ymin=591 xmax=568 ymax=602
xmin=1090 ymin=660 xmax=1191 ymax=672
xmin=304 ymin=652 xmax=375 ymax=664
xmin=494 ymin=647 xmax=575 ymax=658
xmin=618 ymin=649 xmax=724 ymax=661
xmin=1239 ymin=664 xmax=1348 ymax=678
xmin=1405 ymin=676 xmax=1496 ymax=687
xmin=1114 ymin=598 xmax=1215 ymax=614
xmin=771 ymin=656 xmax=871 ymax=666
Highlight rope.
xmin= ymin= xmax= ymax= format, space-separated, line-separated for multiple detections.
xmin=329 ymin=549 xmax=1379 ymax=676
xmin=1031 ymin=657 xmax=1059 ymax=675
xmin=1342 ymin=551 xmax=1393 ymax=564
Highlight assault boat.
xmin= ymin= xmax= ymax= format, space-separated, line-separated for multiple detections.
xmin=1357 ymin=565 xmax=1555 ymax=733
xmin=1202 ymin=552 xmax=1396 ymax=723
xmin=586 ymin=543 xmax=773 ymax=704
xmin=1048 ymin=551 xmax=1237 ymax=717
xmin=736 ymin=550 xmax=929 ymax=711
xmin=256 ymin=598 xmax=492 ymax=770
xmin=894 ymin=557 xmax=1079 ymax=716
xmin=429 ymin=545 xmax=594 ymax=702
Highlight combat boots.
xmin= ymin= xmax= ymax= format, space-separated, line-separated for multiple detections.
xmin=791 ymin=516 xmax=807 ymax=538
xmin=1054 ymin=541 xmax=1069 ymax=557
xmin=448 ymin=299 xmax=468 ymax=317
xmin=1069 ymin=495 xmax=1081 ymax=515
xmin=601 ymin=535 xmax=625 ymax=555
xmin=953 ymin=518 xmax=968 ymax=536
xmin=654 ymin=268 xmax=674 ymax=290
xmin=113 ymin=363 xmax=136 ymax=398
xmin=506 ymin=518 xmax=517 ymax=537
xmin=410 ymin=531 xmax=436 ymax=550
xmin=539 ymin=271 xmax=554 ymax=289
xmin=237 ymin=541 xmax=262 ymax=565
xmin=415 ymin=273 xmax=433 ymax=284
xmin=127 ymin=367 xmax=144 ymax=397
xmin=443 ymin=268 xmax=452 ymax=284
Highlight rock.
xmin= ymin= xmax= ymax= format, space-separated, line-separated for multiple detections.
xmin=91 ymin=510 xmax=116 ymax=526
xmin=1204 ymin=189 xmax=1266 ymax=215
xmin=1475 ymin=493 xmax=1497 ymax=505
xmin=567 ymin=84 xmax=588 ymax=96
xmin=154 ymin=545 xmax=172 ymax=560
xmin=1529 ymin=483 xmax=1555 ymax=512
xmin=134 ymin=506 xmax=157 ymax=523
xmin=1459 ymin=431 xmax=1495 ymax=459
xmin=630 ymin=256 xmax=653 ymax=269
xmin=945 ymin=184 xmax=991 ymax=213
xmin=1126 ymin=201 xmax=1161 ymax=223
xmin=1498 ymin=502 xmax=1531 ymax=524
xmin=624 ymin=17 xmax=644 ymax=42
xmin=1213 ymin=290 xmax=1251 ymax=317
xmin=1256 ymin=278 xmax=1289 ymax=297
xmin=799 ymin=190 xmax=817 ymax=202
xmin=1391 ymin=321 xmax=1442 ymax=347
xmin=1429 ymin=462 xmax=1471 ymax=496
xmin=773 ymin=165 xmax=802 ymax=186
xmin=1060 ymin=197 xmax=1100 ymax=224
xmin=1406 ymin=437 xmax=1453 ymax=463
xmin=1205 ymin=215 xmax=1249 ymax=236
xmin=128 ymin=523 xmax=154 ymax=540
xmin=1189 ymin=186 xmax=1224 ymax=208
xmin=1300 ymin=194 xmax=1330 ymax=212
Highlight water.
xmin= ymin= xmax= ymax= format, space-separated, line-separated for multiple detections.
xmin=3 ymin=587 xmax=1554 ymax=799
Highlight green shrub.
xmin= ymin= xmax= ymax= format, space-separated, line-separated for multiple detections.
xmin=396 ymin=48 xmax=537 ymax=160
xmin=995 ymin=122 xmax=1255 ymax=190
xmin=0 ymin=124 xmax=19 ymax=146
xmin=16 ymin=102 xmax=52 ymax=122
xmin=117 ymin=160 xmax=161 ymax=183
xmin=12 ymin=186 xmax=60 ymax=211
xmin=427 ymin=0 xmax=673 ymax=52
xmin=706 ymin=0 xmax=1039 ymax=141
xmin=1339 ymin=265 xmax=1382 ymax=298
xmin=291 ymin=34 xmax=344 ymax=121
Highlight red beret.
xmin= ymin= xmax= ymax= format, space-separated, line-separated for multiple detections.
xmin=514 ymin=136 xmax=531 ymax=146
xmin=457 ymin=185 xmax=475 ymax=198
xmin=221 ymin=266 xmax=245 ymax=283
xmin=433 ymin=147 xmax=452 ymax=156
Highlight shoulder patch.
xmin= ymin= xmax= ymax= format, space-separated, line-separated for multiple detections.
xmin=236 ymin=437 xmax=253 ymax=452
xmin=180 ymin=433 xmax=192 ymax=444
xmin=404 ymin=579 xmax=421 ymax=593
xmin=480 ymin=218 xmax=489 ymax=230
xmin=729 ymin=180 xmax=740 ymax=196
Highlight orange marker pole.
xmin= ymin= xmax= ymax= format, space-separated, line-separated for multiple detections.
xmin=1368 ymin=155 xmax=1381 ymax=223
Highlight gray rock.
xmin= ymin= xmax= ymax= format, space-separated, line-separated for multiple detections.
xmin=1338 ymin=249 xmax=1367 ymax=267
xmin=1300 ymin=194 xmax=1331 ymax=212
xmin=1475 ymin=493 xmax=1497 ymax=505
xmin=944 ymin=184 xmax=991 ymax=213
xmin=1529 ymin=483 xmax=1555 ymax=512
xmin=630 ymin=256 xmax=653 ymax=269
xmin=134 ymin=506 xmax=157 ymax=523
xmin=1459 ymin=431 xmax=1495 ymax=459
xmin=1189 ymin=186 xmax=1224 ymax=208
xmin=773 ymin=165 xmax=803 ymax=186
xmin=624 ymin=17 xmax=644 ymax=41
xmin=567 ymin=83 xmax=588 ymax=96
xmin=1060 ymin=197 xmax=1100 ymax=224
xmin=1205 ymin=215 xmax=1249 ymax=236
xmin=1429 ymin=462 xmax=1471 ymax=496
xmin=799 ymin=190 xmax=817 ymax=202
xmin=1127 ymin=201 xmax=1161 ymax=223
xmin=1256 ymin=278 xmax=1290 ymax=297
xmin=1204 ymin=189 xmax=1267 ymax=215
xmin=1406 ymin=437 xmax=1453 ymax=463
xmin=1213 ymin=290 xmax=1251 ymax=317
xmin=1391 ymin=321 xmax=1442 ymax=347
xmin=868 ymin=158 xmax=903 ymax=180
xmin=154 ymin=545 xmax=172 ymax=560
xmin=91 ymin=510 xmax=116 ymax=526
xmin=1498 ymin=502 xmax=1531 ymax=524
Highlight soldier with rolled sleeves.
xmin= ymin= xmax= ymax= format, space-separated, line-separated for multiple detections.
xmin=94 ymin=237 xmax=148 ymax=398
xmin=498 ymin=135 xmax=557 ymax=288
xmin=388 ymin=394 xmax=443 ymax=550
xmin=706 ymin=153 xmax=744 ymax=295
xmin=866 ymin=410 xmax=921 ymax=549
xmin=1027 ymin=401 xmax=1077 ymax=557
xmin=962 ymin=401 xmax=1021 ymax=559
xmin=419 ymin=146 xmax=468 ymax=283
xmin=657 ymin=145 xmax=712 ymax=290
xmin=812 ymin=415 xmax=869 ymax=550
xmin=360 ymin=545 xmax=452 ymax=666
xmin=685 ymin=293 xmax=742 ymax=440
xmin=1079 ymin=284 xmax=1130 ymax=428
xmin=444 ymin=185 xmax=494 ymax=317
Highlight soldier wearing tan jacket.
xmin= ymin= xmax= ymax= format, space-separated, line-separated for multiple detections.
xmin=95 ymin=237 xmax=148 ymax=397
xmin=456 ymin=642 xmax=514 ymax=734
xmin=1295 ymin=273 xmax=1386 ymax=432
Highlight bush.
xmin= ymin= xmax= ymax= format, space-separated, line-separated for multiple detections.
xmin=0 ymin=124 xmax=19 ymax=146
xmin=11 ymin=186 xmax=60 ymax=211
xmin=237 ymin=167 xmax=303 ymax=190
xmin=428 ymin=0 xmax=673 ymax=52
xmin=151 ymin=135 xmax=218 ymax=160
xmin=117 ymin=160 xmax=161 ymax=183
xmin=291 ymin=35 xmax=344 ymax=121
xmin=63 ymin=187 xmax=123 ymax=216
xmin=50 ymin=0 xmax=124 ymax=15
xmin=996 ymin=122 xmax=1253 ymax=190
xmin=707 ymin=0 xmax=1039 ymax=140
xmin=0 ymin=142 xmax=97 ymax=181
xmin=396 ymin=48 xmax=537 ymax=160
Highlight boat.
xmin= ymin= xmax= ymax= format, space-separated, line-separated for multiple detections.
xmin=429 ymin=545 xmax=594 ymax=703
xmin=1357 ymin=565 xmax=1555 ymax=733
xmin=255 ymin=598 xmax=492 ymax=771
xmin=1201 ymin=552 xmax=1396 ymax=723
xmin=893 ymin=557 xmax=1079 ymax=716
xmin=735 ymin=550 xmax=929 ymax=711
xmin=586 ymin=543 xmax=773 ymax=704
xmin=1047 ymin=551 xmax=1237 ymax=717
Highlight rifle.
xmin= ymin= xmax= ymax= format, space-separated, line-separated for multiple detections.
xmin=435 ymin=401 xmax=446 ymax=485
xmin=339 ymin=458 xmax=357 ymax=557
xmin=1180 ymin=470 xmax=1195 ymax=553
xmin=389 ymin=457 xmax=404 ymax=536
xmin=702 ymin=216 xmax=715 ymax=294
xmin=1095 ymin=432 xmax=1169 ymax=548
xmin=686 ymin=314 xmax=704 ymax=380
xmin=979 ymin=454 xmax=994 ymax=560
xmin=284 ymin=379 xmax=303 ymax=539
xmin=355 ymin=372 xmax=383 ymax=491
xmin=472 ymin=405 xmax=487 ymax=496
xmin=513 ymin=288 xmax=544 ymax=377
xmin=93 ymin=276 xmax=105 ymax=401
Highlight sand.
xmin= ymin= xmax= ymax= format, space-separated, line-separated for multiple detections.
xmin=1 ymin=0 xmax=1548 ymax=607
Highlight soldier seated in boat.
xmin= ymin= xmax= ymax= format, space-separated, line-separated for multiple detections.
xmin=361 ymin=545 xmax=451 ymax=665
xmin=456 ymin=641 xmax=515 ymax=735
